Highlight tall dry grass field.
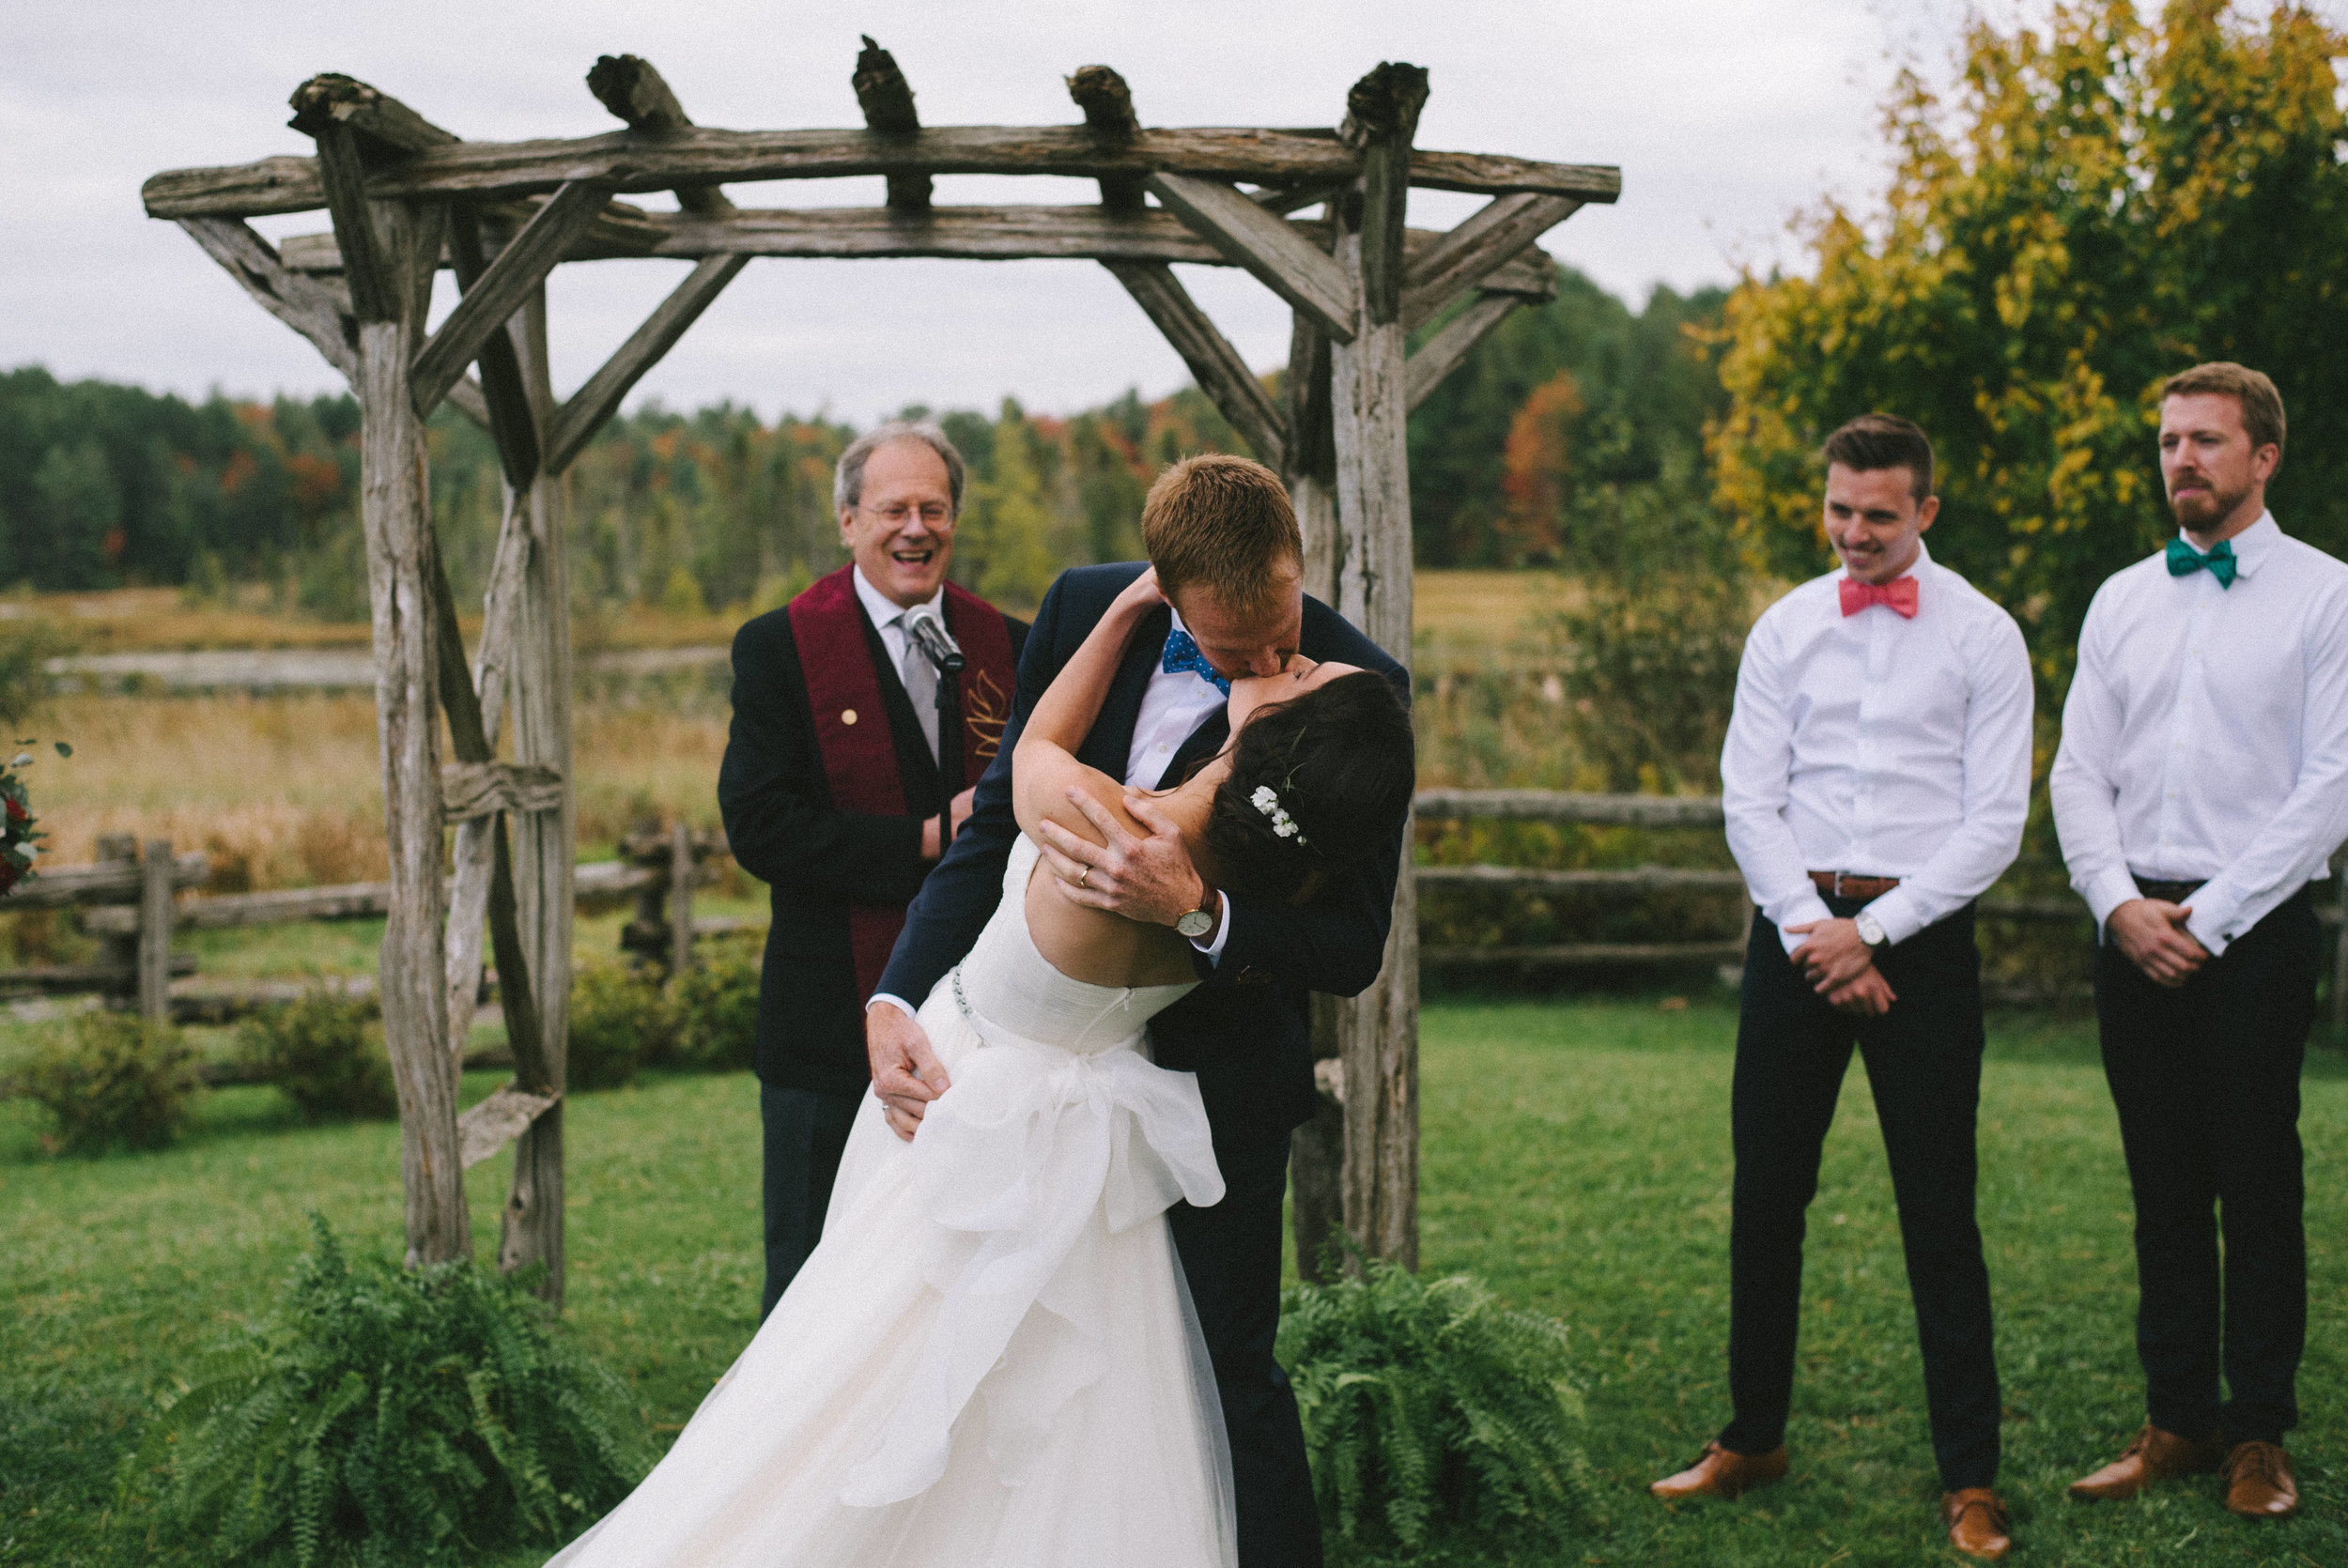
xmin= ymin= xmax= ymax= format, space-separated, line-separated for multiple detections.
xmin=37 ymin=692 xmax=734 ymax=888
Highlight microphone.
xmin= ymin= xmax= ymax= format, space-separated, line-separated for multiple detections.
xmin=904 ymin=603 xmax=965 ymax=673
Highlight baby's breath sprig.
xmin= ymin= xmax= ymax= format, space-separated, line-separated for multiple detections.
xmin=1250 ymin=783 xmax=1306 ymax=844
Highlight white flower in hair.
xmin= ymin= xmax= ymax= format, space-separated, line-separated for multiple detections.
xmin=1250 ymin=783 xmax=1305 ymax=842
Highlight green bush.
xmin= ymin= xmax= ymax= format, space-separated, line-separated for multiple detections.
xmin=1543 ymin=571 xmax=1754 ymax=795
xmin=1278 ymin=1265 xmax=1592 ymax=1566
xmin=665 ymin=935 xmax=761 ymax=1072
xmin=12 ymin=1011 xmax=203 ymax=1155
xmin=133 ymin=1215 xmax=647 ymax=1567
xmin=237 ymin=989 xmax=397 ymax=1122
xmin=566 ymin=961 xmax=672 ymax=1089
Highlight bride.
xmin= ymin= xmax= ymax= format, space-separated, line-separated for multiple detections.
xmin=548 ymin=566 xmax=1414 ymax=1568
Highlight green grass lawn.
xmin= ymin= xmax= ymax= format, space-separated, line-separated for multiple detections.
xmin=2 ymin=997 xmax=2340 ymax=1566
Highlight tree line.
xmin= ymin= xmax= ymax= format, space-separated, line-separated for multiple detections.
xmin=0 ymin=268 xmax=1722 ymax=619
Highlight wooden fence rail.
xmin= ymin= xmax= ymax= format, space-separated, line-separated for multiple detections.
xmin=13 ymin=792 xmax=2343 ymax=1024
xmin=0 ymin=825 xmax=736 ymax=1023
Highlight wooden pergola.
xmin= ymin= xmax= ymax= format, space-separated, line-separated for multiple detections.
xmin=141 ymin=45 xmax=1618 ymax=1299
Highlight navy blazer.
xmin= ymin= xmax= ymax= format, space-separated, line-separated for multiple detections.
xmin=876 ymin=561 xmax=1411 ymax=1154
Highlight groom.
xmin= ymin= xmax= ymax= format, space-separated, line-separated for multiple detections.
xmin=866 ymin=454 xmax=1406 ymax=1568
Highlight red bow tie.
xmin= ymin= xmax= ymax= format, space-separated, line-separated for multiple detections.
xmin=1840 ymin=576 xmax=1919 ymax=618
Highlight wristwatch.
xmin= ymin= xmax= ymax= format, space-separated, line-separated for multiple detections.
xmin=1175 ymin=888 xmax=1219 ymax=940
xmin=1852 ymin=909 xmax=1890 ymax=951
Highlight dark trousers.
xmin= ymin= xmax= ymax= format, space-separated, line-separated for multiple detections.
xmin=759 ymin=1082 xmax=861 ymax=1320
xmin=1721 ymin=899 xmax=2002 ymax=1491
xmin=2094 ymin=884 xmax=2316 ymax=1446
xmin=1167 ymin=1132 xmax=1323 ymax=1568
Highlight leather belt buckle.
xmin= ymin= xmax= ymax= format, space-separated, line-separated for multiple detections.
xmin=2134 ymin=876 xmax=2206 ymax=904
xmin=1810 ymin=869 xmax=1900 ymax=900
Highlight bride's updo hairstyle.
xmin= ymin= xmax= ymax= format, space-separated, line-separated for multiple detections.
xmin=1202 ymin=671 xmax=1413 ymax=906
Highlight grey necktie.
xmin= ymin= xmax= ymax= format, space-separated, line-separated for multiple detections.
xmin=897 ymin=620 xmax=940 ymax=762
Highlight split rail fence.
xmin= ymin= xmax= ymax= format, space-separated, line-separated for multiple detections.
xmin=21 ymin=792 xmax=2345 ymax=1027
xmin=2 ymin=824 xmax=733 ymax=1025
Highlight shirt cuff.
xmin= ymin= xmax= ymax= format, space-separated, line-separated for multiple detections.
xmin=2080 ymin=866 xmax=2142 ymax=933
xmin=866 ymin=992 xmax=917 ymax=1019
xmin=1775 ymin=889 xmax=1836 ymax=957
xmin=2183 ymin=886 xmax=2241 ymax=959
xmin=1192 ymin=892 xmax=1231 ymax=965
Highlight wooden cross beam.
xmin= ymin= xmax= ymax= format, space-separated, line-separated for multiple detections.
xmin=854 ymin=37 xmax=931 ymax=210
xmin=547 ymin=55 xmax=754 ymax=475
xmin=1147 ymin=173 xmax=1358 ymax=342
xmin=411 ymin=180 xmax=606 ymax=418
xmin=271 ymin=204 xmax=1563 ymax=292
xmin=1103 ymin=261 xmax=1285 ymax=468
xmin=142 ymin=126 xmax=1622 ymax=218
xmin=1399 ymin=191 xmax=1579 ymax=333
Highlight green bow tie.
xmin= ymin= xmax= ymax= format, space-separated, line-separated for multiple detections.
xmin=2167 ymin=536 xmax=2237 ymax=587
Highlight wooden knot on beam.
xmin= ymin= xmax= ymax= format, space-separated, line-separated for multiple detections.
xmin=585 ymin=54 xmax=734 ymax=217
xmin=1067 ymin=65 xmax=1145 ymax=213
xmin=853 ymin=35 xmax=930 ymax=211
xmin=287 ymin=73 xmax=456 ymax=159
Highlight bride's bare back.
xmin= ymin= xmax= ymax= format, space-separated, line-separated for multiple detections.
xmin=1019 ymin=765 xmax=1205 ymax=990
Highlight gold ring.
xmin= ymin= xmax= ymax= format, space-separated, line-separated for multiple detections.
xmin=1079 ymin=867 xmax=1090 ymax=889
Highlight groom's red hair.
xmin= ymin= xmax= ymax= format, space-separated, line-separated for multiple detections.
xmin=1141 ymin=455 xmax=1303 ymax=617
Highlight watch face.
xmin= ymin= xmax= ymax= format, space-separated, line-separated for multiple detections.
xmin=1176 ymin=910 xmax=1213 ymax=938
xmin=1856 ymin=912 xmax=1886 ymax=946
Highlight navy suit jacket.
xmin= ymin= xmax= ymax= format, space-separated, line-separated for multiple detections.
xmin=876 ymin=562 xmax=1410 ymax=1155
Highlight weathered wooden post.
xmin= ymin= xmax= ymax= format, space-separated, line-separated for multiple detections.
xmin=304 ymin=85 xmax=470 ymax=1268
xmin=1326 ymin=62 xmax=1430 ymax=1270
xmin=137 ymin=838 xmax=175 ymax=1022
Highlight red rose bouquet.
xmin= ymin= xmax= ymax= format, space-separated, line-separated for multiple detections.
xmin=0 ymin=741 xmax=66 ymax=897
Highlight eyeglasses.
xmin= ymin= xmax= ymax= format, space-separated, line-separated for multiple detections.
xmin=857 ymin=502 xmax=953 ymax=527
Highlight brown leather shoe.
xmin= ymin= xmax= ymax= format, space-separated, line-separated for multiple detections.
xmin=1942 ymin=1488 xmax=2012 ymax=1560
xmin=2221 ymin=1441 xmax=2299 ymax=1519
xmin=2067 ymin=1423 xmax=2225 ymax=1500
xmin=1650 ymin=1440 xmax=1788 ymax=1501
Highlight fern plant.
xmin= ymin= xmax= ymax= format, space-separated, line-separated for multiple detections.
xmin=131 ymin=1216 xmax=647 ymax=1566
xmin=1277 ymin=1265 xmax=1593 ymax=1566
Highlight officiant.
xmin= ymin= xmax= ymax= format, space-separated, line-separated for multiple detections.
xmin=718 ymin=421 xmax=1027 ymax=1317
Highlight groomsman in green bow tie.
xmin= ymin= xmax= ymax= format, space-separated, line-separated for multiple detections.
xmin=2051 ymin=362 xmax=2348 ymax=1522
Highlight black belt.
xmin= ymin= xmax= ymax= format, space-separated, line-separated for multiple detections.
xmin=2134 ymin=877 xmax=2207 ymax=904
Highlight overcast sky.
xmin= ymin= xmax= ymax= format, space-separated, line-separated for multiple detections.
xmin=6 ymin=0 xmax=2114 ymax=424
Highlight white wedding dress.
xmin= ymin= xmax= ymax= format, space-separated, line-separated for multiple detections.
xmin=548 ymin=836 xmax=1237 ymax=1568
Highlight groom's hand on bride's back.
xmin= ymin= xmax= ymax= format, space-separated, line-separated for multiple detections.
xmin=866 ymin=1001 xmax=950 ymax=1141
xmin=1036 ymin=789 xmax=1207 ymax=929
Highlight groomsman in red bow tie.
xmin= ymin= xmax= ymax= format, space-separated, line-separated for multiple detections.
xmin=1653 ymin=415 xmax=2033 ymax=1560
xmin=2051 ymin=362 xmax=2348 ymax=1521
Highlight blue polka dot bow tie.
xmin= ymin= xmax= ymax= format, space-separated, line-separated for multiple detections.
xmin=2166 ymin=536 xmax=2237 ymax=587
xmin=1161 ymin=627 xmax=1230 ymax=696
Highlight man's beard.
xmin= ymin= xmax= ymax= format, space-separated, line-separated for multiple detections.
xmin=2168 ymin=474 xmax=2251 ymax=531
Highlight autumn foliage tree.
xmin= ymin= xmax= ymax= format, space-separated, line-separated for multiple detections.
xmin=1711 ymin=0 xmax=2348 ymax=688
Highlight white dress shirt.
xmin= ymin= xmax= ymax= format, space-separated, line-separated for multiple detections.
xmin=851 ymin=565 xmax=944 ymax=671
xmin=2049 ymin=513 xmax=2348 ymax=955
xmin=1722 ymin=541 xmax=2034 ymax=955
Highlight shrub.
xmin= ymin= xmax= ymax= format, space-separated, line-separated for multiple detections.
xmin=134 ymin=1215 xmax=647 ymax=1567
xmin=1278 ymin=1265 xmax=1593 ymax=1566
xmin=236 ymin=988 xmax=397 ymax=1122
xmin=1541 ymin=571 xmax=1754 ymax=794
xmin=12 ymin=1011 xmax=203 ymax=1155
xmin=565 ymin=961 xmax=672 ymax=1089
xmin=665 ymin=935 xmax=761 ymax=1072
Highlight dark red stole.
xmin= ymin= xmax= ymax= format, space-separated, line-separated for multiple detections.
xmin=788 ymin=565 xmax=1018 ymax=1001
